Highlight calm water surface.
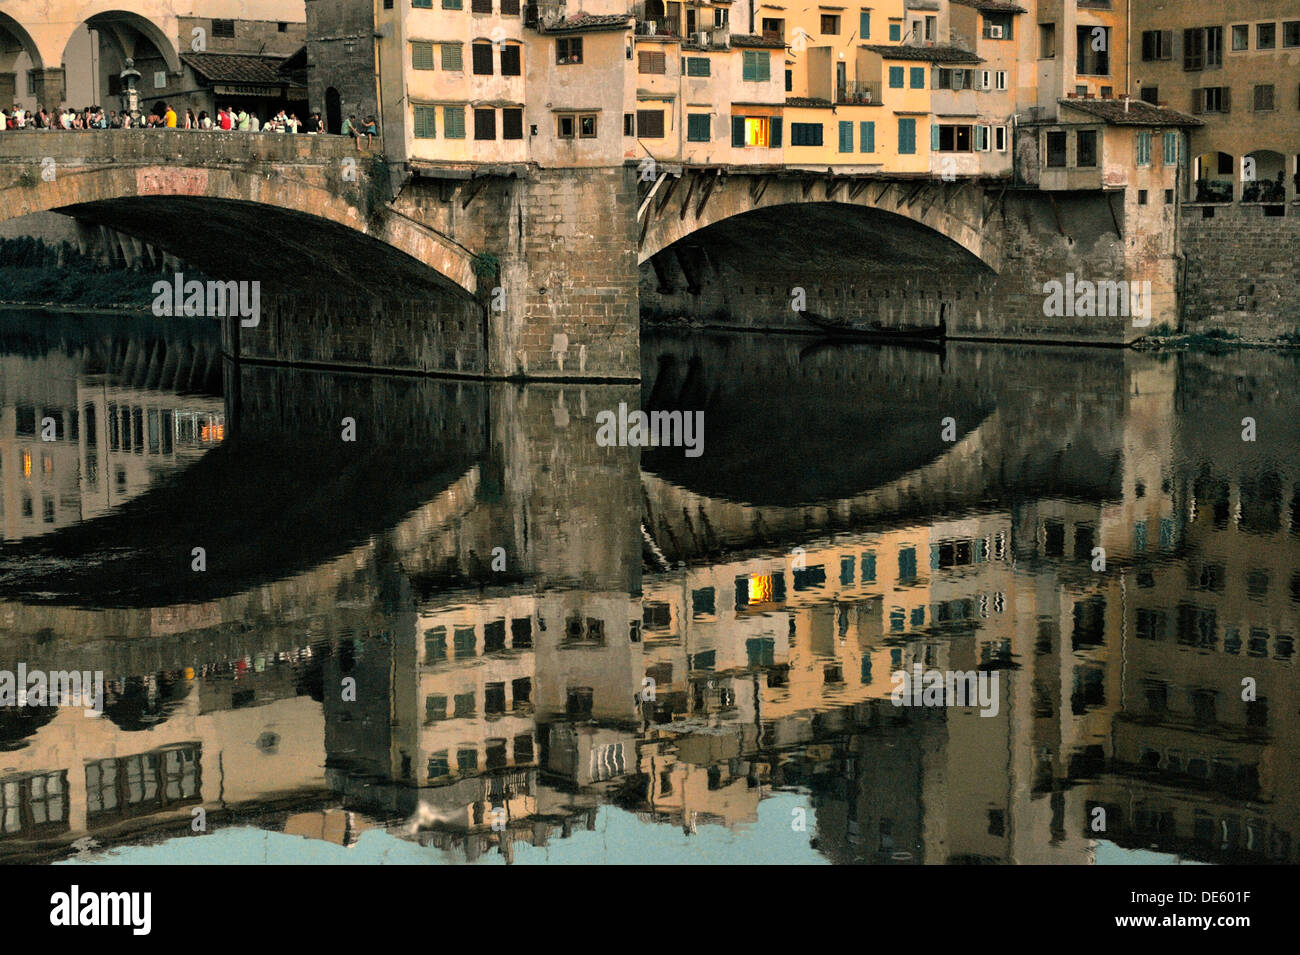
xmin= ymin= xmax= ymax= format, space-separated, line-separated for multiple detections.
xmin=0 ymin=311 xmax=1295 ymax=865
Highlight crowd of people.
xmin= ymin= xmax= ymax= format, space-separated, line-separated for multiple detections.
xmin=0 ymin=102 xmax=379 ymax=146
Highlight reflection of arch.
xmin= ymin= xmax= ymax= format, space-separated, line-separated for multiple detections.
xmin=0 ymin=704 xmax=58 ymax=751
xmin=102 ymin=673 xmax=190 ymax=731
xmin=1193 ymin=151 xmax=1235 ymax=202
xmin=0 ymin=12 xmax=43 ymax=70
xmin=80 ymin=11 xmax=181 ymax=75
xmin=1242 ymin=149 xmax=1287 ymax=203
xmin=325 ymin=86 xmax=342 ymax=134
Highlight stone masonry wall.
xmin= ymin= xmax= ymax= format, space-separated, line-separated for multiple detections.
xmin=1181 ymin=203 xmax=1300 ymax=339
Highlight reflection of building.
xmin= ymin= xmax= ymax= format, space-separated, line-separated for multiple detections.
xmin=0 ymin=353 xmax=224 ymax=540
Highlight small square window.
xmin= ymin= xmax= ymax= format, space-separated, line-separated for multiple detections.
xmin=1138 ymin=189 xmax=1148 ymax=205
xmin=1258 ymin=23 xmax=1276 ymax=50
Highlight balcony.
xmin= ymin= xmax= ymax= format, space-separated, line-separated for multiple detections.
xmin=637 ymin=17 xmax=679 ymax=37
xmin=836 ymin=80 xmax=881 ymax=105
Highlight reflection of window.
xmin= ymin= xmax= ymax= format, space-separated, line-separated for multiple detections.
xmin=643 ymin=601 xmax=671 ymax=629
xmin=454 ymin=627 xmax=476 ymax=655
xmin=566 ymin=686 xmax=594 ymax=717
xmin=86 ymin=746 xmax=200 ymax=823
xmin=484 ymin=620 xmax=506 ymax=652
xmin=454 ymin=691 xmax=476 ymax=717
xmin=426 ymin=695 xmax=448 ymax=722
xmin=1 ymin=771 xmax=68 ymax=837
xmin=512 ymin=677 xmax=532 ymax=708
xmin=511 ymin=617 xmax=532 ymax=649
xmin=692 ymin=587 xmax=716 ymax=617
xmin=485 ymin=682 xmax=506 ymax=715
xmin=898 ymin=547 xmax=917 ymax=581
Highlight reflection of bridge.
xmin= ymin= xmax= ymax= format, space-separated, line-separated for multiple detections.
xmin=0 ymin=333 xmax=1295 ymax=864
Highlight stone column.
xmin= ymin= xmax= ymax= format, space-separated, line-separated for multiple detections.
xmin=28 ymin=67 xmax=65 ymax=108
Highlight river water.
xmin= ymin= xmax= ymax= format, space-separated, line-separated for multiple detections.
xmin=0 ymin=310 xmax=1294 ymax=865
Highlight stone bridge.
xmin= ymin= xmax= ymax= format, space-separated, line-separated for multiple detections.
xmin=0 ymin=132 xmax=1143 ymax=379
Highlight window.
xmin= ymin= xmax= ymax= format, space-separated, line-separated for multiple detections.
xmin=994 ymin=125 xmax=1006 ymax=151
xmin=742 ymin=50 xmax=771 ymax=82
xmin=686 ymin=56 xmax=710 ymax=76
xmin=471 ymin=0 xmax=491 ymax=9
xmin=732 ymin=115 xmax=772 ymax=147
xmin=1136 ymin=130 xmax=1151 ymax=165
xmin=1286 ymin=22 xmax=1300 ymax=48
xmin=413 ymin=0 xmax=432 ymax=6
xmin=503 ymin=107 xmax=523 ymax=139
xmin=1206 ymin=27 xmax=1223 ymax=68
xmin=441 ymin=43 xmax=463 ymax=70
xmin=1196 ymin=86 xmax=1229 ymax=113
xmin=1142 ymin=30 xmax=1172 ymax=61
xmin=936 ymin=124 xmax=973 ymax=152
xmin=636 ymin=109 xmax=665 ymax=138
xmin=1183 ymin=28 xmax=1204 ymax=71
xmin=501 ymin=44 xmax=521 ymax=75
xmin=1077 ymin=25 xmax=1110 ymax=75
xmin=1253 ymin=84 xmax=1274 ymax=111
xmin=889 ymin=21 xmax=901 ymax=42
xmin=413 ymin=104 xmax=437 ymax=138
xmin=860 ymin=120 xmax=874 ymax=152
xmin=686 ymin=113 xmax=711 ymax=141
xmin=995 ymin=70 xmax=1007 ymax=91
xmin=888 ymin=66 xmax=904 ymax=88
xmin=639 ymin=50 xmax=666 ymax=74
xmin=578 ymin=113 xmax=597 ymax=137
xmin=558 ymin=114 xmax=575 ymax=138
xmin=211 ymin=18 xmax=235 ymax=37
xmin=557 ymin=37 xmax=582 ymax=64
xmin=444 ymin=105 xmax=465 ymax=138
xmin=785 ymin=68 xmax=792 ymax=91
xmin=1258 ymin=22 xmax=1276 ymax=50
xmin=975 ymin=124 xmax=990 ymax=151
xmin=502 ymin=0 xmax=520 ymax=12
xmin=473 ymin=107 xmax=495 ymax=139
xmin=898 ymin=117 xmax=916 ymax=154
xmin=790 ymin=121 xmax=822 ymax=146
xmin=821 ymin=14 xmax=840 ymax=35
xmin=1140 ymin=85 xmax=1158 ymax=104
xmin=1040 ymin=22 xmax=1056 ymax=58
xmin=1231 ymin=24 xmax=1249 ymax=51
xmin=472 ymin=42 xmax=494 ymax=74
xmin=910 ymin=66 xmax=925 ymax=89
xmin=983 ymin=14 xmax=1011 ymax=39
xmin=442 ymin=0 xmax=461 ymax=6
xmin=1046 ymin=130 xmax=1067 ymax=167
xmin=623 ymin=112 xmax=634 ymax=135
xmin=1162 ymin=131 xmax=1178 ymax=165
xmin=837 ymin=120 xmax=853 ymax=152
xmin=412 ymin=42 xmax=435 ymax=70
xmin=859 ymin=10 xmax=870 ymax=39
xmin=426 ymin=694 xmax=448 ymax=721
xmin=1137 ymin=189 xmax=1148 ymax=205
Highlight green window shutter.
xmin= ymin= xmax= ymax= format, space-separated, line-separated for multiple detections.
xmin=441 ymin=43 xmax=463 ymax=70
xmin=838 ymin=120 xmax=853 ymax=152
xmin=1163 ymin=131 xmax=1177 ymax=164
xmin=412 ymin=42 xmax=434 ymax=70
xmin=860 ymin=11 xmax=870 ymax=39
xmin=742 ymin=51 xmax=756 ymax=81
xmin=758 ymin=52 xmax=771 ymax=82
xmin=931 ymin=122 xmax=940 ymax=151
xmin=441 ymin=0 xmax=461 ymax=8
xmin=889 ymin=66 xmax=904 ymax=88
xmin=860 ymin=120 xmax=874 ymax=152
xmin=413 ymin=105 xmax=437 ymax=138
xmin=687 ymin=57 xmax=710 ymax=77
xmin=445 ymin=106 xmax=465 ymax=139
xmin=899 ymin=117 xmax=916 ymax=154
xmin=687 ymin=113 xmax=711 ymax=141
xmin=412 ymin=0 xmax=432 ymax=7
xmin=889 ymin=23 xmax=900 ymax=41
xmin=1137 ymin=130 xmax=1151 ymax=165
xmin=910 ymin=66 xmax=925 ymax=88
xmin=770 ymin=116 xmax=782 ymax=147
xmin=732 ymin=115 xmax=745 ymax=146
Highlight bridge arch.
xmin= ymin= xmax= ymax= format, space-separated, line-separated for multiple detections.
xmin=638 ymin=171 xmax=1000 ymax=273
xmin=0 ymin=12 xmax=43 ymax=72
xmin=0 ymin=132 xmax=479 ymax=297
xmin=78 ymin=9 xmax=183 ymax=79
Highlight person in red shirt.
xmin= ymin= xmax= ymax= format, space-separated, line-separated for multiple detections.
xmin=218 ymin=107 xmax=233 ymax=131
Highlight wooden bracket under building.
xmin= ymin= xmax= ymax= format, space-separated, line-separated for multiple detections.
xmin=679 ymin=172 xmax=698 ymax=220
xmin=694 ymin=172 xmax=718 ymax=219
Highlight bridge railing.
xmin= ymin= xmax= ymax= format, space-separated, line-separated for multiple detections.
xmin=0 ymin=129 xmax=380 ymax=165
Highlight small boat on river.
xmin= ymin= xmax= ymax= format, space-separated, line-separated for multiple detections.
xmin=799 ymin=309 xmax=947 ymax=344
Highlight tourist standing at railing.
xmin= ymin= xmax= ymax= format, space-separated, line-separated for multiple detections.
xmin=198 ymin=110 xmax=212 ymax=130
xmin=286 ymin=112 xmax=301 ymax=134
xmin=219 ymin=107 xmax=233 ymax=131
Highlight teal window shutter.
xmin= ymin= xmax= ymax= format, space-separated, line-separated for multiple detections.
xmin=770 ymin=116 xmax=782 ymax=147
xmin=1137 ymin=130 xmax=1151 ymax=165
xmin=1163 ymin=130 xmax=1177 ymax=164
xmin=838 ymin=120 xmax=853 ymax=152
xmin=860 ymin=120 xmax=874 ymax=152
xmin=758 ymin=52 xmax=771 ymax=82
xmin=910 ymin=66 xmax=925 ymax=88
xmin=932 ymin=122 xmax=940 ymax=151
xmin=687 ymin=113 xmax=711 ymax=141
xmin=860 ymin=11 xmax=870 ymax=38
xmin=889 ymin=22 xmax=900 ymax=41
xmin=889 ymin=66 xmax=904 ymax=88
xmin=898 ymin=117 xmax=915 ymax=154
xmin=742 ymin=52 xmax=755 ymax=81
xmin=732 ymin=115 xmax=745 ymax=146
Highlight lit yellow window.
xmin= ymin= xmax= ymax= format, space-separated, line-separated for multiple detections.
xmin=745 ymin=117 xmax=769 ymax=147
